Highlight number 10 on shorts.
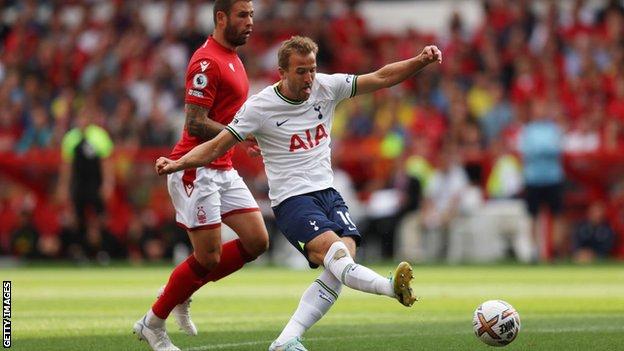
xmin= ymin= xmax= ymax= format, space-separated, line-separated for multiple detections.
xmin=336 ymin=210 xmax=357 ymax=230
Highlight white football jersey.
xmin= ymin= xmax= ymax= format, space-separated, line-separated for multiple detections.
xmin=226 ymin=73 xmax=358 ymax=206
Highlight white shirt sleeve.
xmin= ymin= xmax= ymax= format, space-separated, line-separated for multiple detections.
xmin=322 ymin=73 xmax=358 ymax=101
xmin=225 ymin=100 xmax=261 ymax=142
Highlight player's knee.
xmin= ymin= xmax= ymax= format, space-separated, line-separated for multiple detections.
xmin=194 ymin=250 xmax=221 ymax=270
xmin=341 ymin=237 xmax=357 ymax=257
xmin=246 ymin=234 xmax=269 ymax=259
xmin=321 ymin=240 xmax=352 ymax=267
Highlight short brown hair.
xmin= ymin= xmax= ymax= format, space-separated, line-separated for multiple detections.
xmin=277 ymin=36 xmax=319 ymax=70
xmin=213 ymin=0 xmax=251 ymax=26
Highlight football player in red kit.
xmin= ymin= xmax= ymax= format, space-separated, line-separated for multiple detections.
xmin=133 ymin=1 xmax=268 ymax=350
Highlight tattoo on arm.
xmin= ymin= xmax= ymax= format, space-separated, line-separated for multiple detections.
xmin=185 ymin=104 xmax=226 ymax=141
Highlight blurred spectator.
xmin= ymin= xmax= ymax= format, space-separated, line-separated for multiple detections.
xmin=419 ymin=142 xmax=469 ymax=261
xmin=395 ymin=136 xmax=433 ymax=262
xmin=479 ymin=81 xmax=513 ymax=145
xmin=364 ymin=186 xmax=403 ymax=260
xmin=141 ymin=105 xmax=175 ymax=147
xmin=486 ymin=139 xmax=523 ymax=199
xmin=8 ymin=192 xmax=62 ymax=259
xmin=480 ymin=139 xmax=534 ymax=263
xmin=572 ymin=201 xmax=616 ymax=263
xmin=445 ymin=158 xmax=484 ymax=263
xmin=9 ymin=197 xmax=41 ymax=258
xmin=563 ymin=109 xmax=601 ymax=153
xmin=57 ymin=102 xmax=114 ymax=261
xmin=15 ymin=103 xmax=53 ymax=153
xmin=519 ymin=99 xmax=565 ymax=260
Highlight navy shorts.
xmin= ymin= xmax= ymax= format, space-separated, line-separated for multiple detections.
xmin=525 ymin=182 xmax=564 ymax=217
xmin=272 ymin=188 xmax=362 ymax=268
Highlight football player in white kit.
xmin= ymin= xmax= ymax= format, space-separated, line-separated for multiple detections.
xmin=156 ymin=36 xmax=442 ymax=351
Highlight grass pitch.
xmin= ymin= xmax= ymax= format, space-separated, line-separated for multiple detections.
xmin=5 ymin=263 xmax=624 ymax=350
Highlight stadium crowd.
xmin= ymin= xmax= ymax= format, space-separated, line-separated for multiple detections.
xmin=0 ymin=0 xmax=623 ymax=263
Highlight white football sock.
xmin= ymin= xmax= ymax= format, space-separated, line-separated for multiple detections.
xmin=323 ymin=241 xmax=394 ymax=297
xmin=275 ymin=269 xmax=342 ymax=344
xmin=146 ymin=308 xmax=165 ymax=328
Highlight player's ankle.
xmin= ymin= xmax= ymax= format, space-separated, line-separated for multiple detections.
xmin=146 ymin=309 xmax=166 ymax=328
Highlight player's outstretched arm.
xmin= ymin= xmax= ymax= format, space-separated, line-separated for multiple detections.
xmin=155 ymin=130 xmax=238 ymax=175
xmin=355 ymin=45 xmax=442 ymax=96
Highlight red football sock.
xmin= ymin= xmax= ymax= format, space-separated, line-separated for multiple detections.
xmin=152 ymin=255 xmax=209 ymax=319
xmin=202 ymin=239 xmax=254 ymax=284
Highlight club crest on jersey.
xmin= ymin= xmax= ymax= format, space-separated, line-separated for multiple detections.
xmin=290 ymin=124 xmax=328 ymax=152
xmin=313 ymin=103 xmax=323 ymax=119
xmin=197 ymin=206 xmax=207 ymax=224
xmin=193 ymin=73 xmax=208 ymax=89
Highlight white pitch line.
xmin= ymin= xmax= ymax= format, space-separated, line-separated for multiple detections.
xmin=183 ymin=326 xmax=624 ymax=351
xmin=184 ymin=332 xmax=411 ymax=351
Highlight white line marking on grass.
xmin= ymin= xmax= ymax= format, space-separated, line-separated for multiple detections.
xmin=184 ymin=332 xmax=411 ymax=350
xmin=184 ymin=326 xmax=624 ymax=350
xmin=529 ymin=325 xmax=624 ymax=333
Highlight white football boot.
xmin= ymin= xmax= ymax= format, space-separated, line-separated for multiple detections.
xmin=268 ymin=337 xmax=308 ymax=351
xmin=133 ymin=315 xmax=180 ymax=351
xmin=158 ymin=286 xmax=198 ymax=336
xmin=392 ymin=261 xmax=417 ymax=307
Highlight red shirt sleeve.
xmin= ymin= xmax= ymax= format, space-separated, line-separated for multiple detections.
xmin=184 ymin=58 xmax=221 ymax=109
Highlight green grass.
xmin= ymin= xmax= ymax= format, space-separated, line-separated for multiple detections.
xmin=4 ymin=263 xmax=624 ymax=350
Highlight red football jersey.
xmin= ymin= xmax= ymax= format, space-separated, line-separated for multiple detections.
xmin=170 ymin=36 xmax=249 ymax=170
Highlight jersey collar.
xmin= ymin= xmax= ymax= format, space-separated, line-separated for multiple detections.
xmin=206 ymin=36 xmax=237 ymax=54
xmin=273 ymin=83 xmax=305 ymax=105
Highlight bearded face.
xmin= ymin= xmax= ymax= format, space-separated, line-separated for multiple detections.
xmin=222 ymin=1 xmax=253 ymax=47
xmin=224 ymin=20 xmax=251 ymax=46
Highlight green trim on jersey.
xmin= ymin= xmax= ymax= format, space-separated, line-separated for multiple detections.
xmin=314 ymin=279 xmax=339 ymax=300
xmin=61 ymin=125 xmax=113 ymax=162
xmin=225 ymin=126 xmax=245 ymax=142
xmin=273 ymin=84 xmax=305 ymax=105
xmin=350 ymin=75 xmax=358 ymax=98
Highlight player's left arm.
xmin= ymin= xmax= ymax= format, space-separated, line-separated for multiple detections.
xmin=355 ymin=45 xmax=442 ymax=96
xmin=155 ymin=130 xmax=238 ymax=175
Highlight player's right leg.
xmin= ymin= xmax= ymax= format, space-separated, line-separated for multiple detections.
xmin=307 ymin=232 xmax=417 ymax=307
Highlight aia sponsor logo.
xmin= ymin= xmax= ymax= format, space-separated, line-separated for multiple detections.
xmin=289 ymin=124 xmax=328 ymax=152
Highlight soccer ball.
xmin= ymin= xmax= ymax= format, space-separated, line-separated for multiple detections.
xmin=473 ymin=300 xmax=521 ymax=347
